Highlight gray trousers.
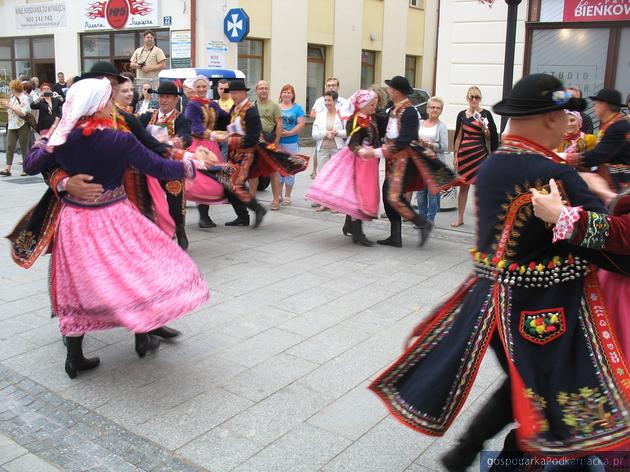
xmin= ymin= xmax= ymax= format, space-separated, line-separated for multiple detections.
xmin=6 ymin=124 xmax=30 ymax=166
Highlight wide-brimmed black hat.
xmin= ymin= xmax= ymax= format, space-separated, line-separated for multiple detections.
xmin=82 ymin=61 xmax=126 ymax=84
xmin=148 ymin=81 xmax=182 ymax=96
xmin=224 ymin=79 xmax=249 ymax=92
xmin=385 ymin=76 xmax=414 ymax=95
xmin=589 ymin=88 xmax=624 ymax=108
xmin=493 ymin=73 xmax=586 ymax=117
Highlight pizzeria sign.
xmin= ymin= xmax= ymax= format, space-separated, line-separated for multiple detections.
xmin=82 ymin=0 xmax=159 ymax=30
xmin=563 ymin=0 xmax=630 ymax=22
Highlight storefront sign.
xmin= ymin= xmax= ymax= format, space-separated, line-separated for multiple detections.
xmin=83 ymin=0 xmax=159 ymax=30
xmin=171 ymin=30 xmax=191 ymax=69
xmin=563 ymin=0 xmax=630 ymax=22
xmin=206 ymin=40 xmax=228 ymax=68
xmin=15 ymin=1 xmax=67 ymax=29
xmin=535 ymin=64 xmax=599 ymax=95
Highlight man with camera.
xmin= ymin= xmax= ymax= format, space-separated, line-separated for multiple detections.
xmin=129 ymin=30 xmax=166 ymax=83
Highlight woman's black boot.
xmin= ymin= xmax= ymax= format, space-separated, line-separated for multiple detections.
xmin=65 ymin=335 xmax=100 ymax=379
xmin=198 ymin=205 xmax=216 ymax=228
xmin=351 ymin=220 xmax=374 ymax=246
xmin=135 ymin=333 xmax=160 ymax=358
xmin=342 ymin=215 xmax=353 ymax=236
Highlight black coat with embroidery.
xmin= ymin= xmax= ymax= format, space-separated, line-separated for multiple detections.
xmin=371 ymin=148 xmax=630 ymax=457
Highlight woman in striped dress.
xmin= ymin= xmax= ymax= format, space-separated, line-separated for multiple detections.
xmin=452 ymin=86 xmax=498 ymax=227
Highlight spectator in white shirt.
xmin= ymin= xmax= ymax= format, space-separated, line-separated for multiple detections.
xmin=309 ymin=77 xmax=346 ymax=118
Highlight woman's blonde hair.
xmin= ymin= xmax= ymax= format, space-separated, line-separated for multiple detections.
xmin=466 ymin=86 xmax=482 ymax=100
xmin=9 ymin=79 xmax=23 ymax=93
xmin=369 ymin=84 xmax=388 ymax=109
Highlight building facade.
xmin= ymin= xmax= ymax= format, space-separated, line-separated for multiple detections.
xmin=433 ymin=0 xmax=629 ymax=131
xmin=2 ymin=0 xmax=434 ymax=110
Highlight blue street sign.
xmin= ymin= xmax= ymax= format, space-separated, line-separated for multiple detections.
xmin=223 ymin=8 xmax=249 ymax=43
xmin=163 ymin=16 xmax=172 ymax=26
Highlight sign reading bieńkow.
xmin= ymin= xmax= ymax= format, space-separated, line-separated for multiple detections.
xmin=82 ymin=0 xmax=159 ymax=30
xmin=15 ymin=1 xmax=67 ymax=29
xmin=563 ymin=0 xmax=630 ymax=22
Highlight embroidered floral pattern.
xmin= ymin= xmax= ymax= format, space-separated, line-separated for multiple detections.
xmin=557 ymin=387 xmax=617 ymax=435
xmin=553 ymin=206 xmax=582 ymax=243
xmin=580 ymin=211 xmax=610 ymax=250
xmin=520 ymin=308 xmax=566 ymax=345
xmin=524 ymin=388 xmax=549 ymax=432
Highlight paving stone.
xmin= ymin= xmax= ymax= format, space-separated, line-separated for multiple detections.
xmin=136 ymin=387 xmax=253 ymax=450
xmin=234 ymin=423 xmax=351 ymax=472
xmin=178 ymin=426 xmax=261 ymax=472
xmin=220 ymin=353 xmax=319 ymax=402
xmin=307 ymin=381 xmax=387 ymax=441
xmin=215 ymin=328 xmax=305 ymax=368
xmin=222 ymin=383 xmax=331 ymax=447
xmin=287 ymin=325 xmax=371 ymax=364
xmin=321 ymin=416 xmax=435 ymax=472
xmin=0 ymin=434 xmax=27 ymax=466
xmin=279 ymin=305 xmax=352 ymax=338
xmin=3 ymin=453 xmax=61 ymax=472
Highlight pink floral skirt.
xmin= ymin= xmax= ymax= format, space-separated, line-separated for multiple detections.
xmin=52 ymin=199 xmax=209 ymax=335
xmin=305 ymin=146 xmax=379 ymax=220
xmin=599 ymin=269 xmax=630 ymax=362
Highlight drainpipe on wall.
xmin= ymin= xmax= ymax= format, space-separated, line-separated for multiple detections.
xmin=431 ymin=0 xmax=441 ymax=97
xmin=191 ymin=0 xmax=196 ymax=67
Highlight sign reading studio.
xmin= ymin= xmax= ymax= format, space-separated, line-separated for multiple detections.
xmin=83 ymin=0 xmax=159 ymax=30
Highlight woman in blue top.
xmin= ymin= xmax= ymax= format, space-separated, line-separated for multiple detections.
xmin=278 ymin=84 xmax=305 ymax=205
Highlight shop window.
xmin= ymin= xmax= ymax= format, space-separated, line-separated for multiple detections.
xmin=307 ymin=45 xmax=326 ymax=111
xmin=14 ymin=39 xmax=30 ymax=60
xmin=361 ymin=50 xmax=376 ymax=89
xmin=237 ymin=39 xmax=263 ymax=95
xmin=614 ymin=27 xmax=630 ymax=102
xmin=114 ymin=33 xmax=135 ymax=58
xmin=529 ymin=28 xmax=609 ymax=128
xmin=80 ymin=30 xmax=170 ymax=76
xmin=32 ymin=37 xmax=54 ymax=59
xmin=405 ymin=55 xmax=417 ymax=88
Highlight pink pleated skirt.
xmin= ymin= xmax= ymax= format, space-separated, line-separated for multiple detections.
xmin=305 ymin=146 xmax=379 ymax=220
xmin=51 ymin=199 xmax=209 ymax=335
xmin=186 ymin=139 xmax=226 ymax=205
xmin=599 ymin=269 xmax=630 ymax=362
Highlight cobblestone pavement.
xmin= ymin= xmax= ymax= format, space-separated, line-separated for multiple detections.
xmin=0 ymin=153 xmax=505 ymax=472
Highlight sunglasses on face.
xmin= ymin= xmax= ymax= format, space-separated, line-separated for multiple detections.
xmin=468 ymin=96 xmax=481 ymax=100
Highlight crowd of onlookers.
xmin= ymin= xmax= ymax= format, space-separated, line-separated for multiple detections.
xmin=0 ymin=72 xmax=76 ymax=176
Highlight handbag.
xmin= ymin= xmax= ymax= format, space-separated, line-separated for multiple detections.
xmin=24 ymin=112 xmax=37 ymax=130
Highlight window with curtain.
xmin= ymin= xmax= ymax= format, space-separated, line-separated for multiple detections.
xmin=307 ymin=45 xmax=326 ymax=111
xmin=361 ymin=50 xmax=376 ymax=89
xmin=237 ymin=39 xmax=264 ymax=96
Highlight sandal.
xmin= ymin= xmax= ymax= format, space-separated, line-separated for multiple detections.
xmin=280 ymin=198 xmax=291 ymax=206
xmin=270 ymin=200 xmax=280 ymax=211
xmin=0 ymin=170 xmax=10 ymax=177
xmin=20 ymin=172 xmax=27 ymax=176
xmin=315 ymin=206 xmax=327 ymax=212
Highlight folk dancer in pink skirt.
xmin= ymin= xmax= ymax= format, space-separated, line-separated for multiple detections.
xmin=306 ymin=89 xmax=381 ymax=246
xmin=17 ymin=78 xmax=212 ymax=379
xmin=184 ymin=75 xmax=230 ymax=229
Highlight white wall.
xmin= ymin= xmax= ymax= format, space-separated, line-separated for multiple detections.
xmin=268 ymin=0 xmax=308 ymax=103
xmin=332 ymin=0 xmax=363 ymax=98
xmin=435 ymin=0 xmax=528 ymax=129
xmin=381 ymin=0 xmax=409 ymax=82
xmin=196 ymin=0 xmax=239 ymax=69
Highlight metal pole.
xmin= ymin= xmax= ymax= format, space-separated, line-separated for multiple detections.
xmin=501 ymin=0 xmax=522 ymax=132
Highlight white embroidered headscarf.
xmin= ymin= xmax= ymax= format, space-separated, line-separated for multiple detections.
xmin=47 ymin=78 xmax=112 ymax=148
xmin=338 ymin=89 xmax=377 ymax=120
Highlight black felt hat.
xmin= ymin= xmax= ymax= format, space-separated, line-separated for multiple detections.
xmin=148 ymin=81 xmax=182 ymax=96
xmin=385 ymin=76 xmax=414 ymax=95
xmin=224 ymin=79 xmax=250 ymax=92
xmin=493 ymin=73 xmax=586 ymax=117
xmin=589 ymin=88 xmax=624 ymax=108
xmin=82 ymin=61 xmax=127 ymax=84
